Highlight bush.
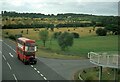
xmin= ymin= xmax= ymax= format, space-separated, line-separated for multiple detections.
xmin=21 ymin=30 xmax=23 ymax=33
xmin=15 ymin=34 xmax=22 ymax=38
xmin=5 ymin=32 xmax=9 ymax=35
xmin=8 ymin=34 xmax=16 ymax=40
xmin=71 ymin=32 xmax=79 ymax=38
xmin=68 ymin=29 xmax=70 ymax=31
xmin=96 ymin=28 xmax=107 ymax=36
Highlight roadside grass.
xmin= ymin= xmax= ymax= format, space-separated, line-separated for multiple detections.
xmin=74 ymin=67 xmax=120 ymax=80
xmin=36 ymin=49 xmax=83 ymax=60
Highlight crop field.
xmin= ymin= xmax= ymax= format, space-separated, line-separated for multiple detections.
xmin=3 ymin=27 xmax=100 ymax=40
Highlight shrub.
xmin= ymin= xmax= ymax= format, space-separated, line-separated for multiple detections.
xmin=68 ymin=29 xmax=70 ymax=31
xmin=50 ymin=27 xmax=54 ymax=32
xmin=89 ymin=30 xmax=91 ymax=33
xmin=96 ymin=28 xmax=107 ymax=36
xmin=71 ymin=32 xmax=79 ymax=38
xmin=15 ymin=34 xmax=22 ymax=38
xmin=8 ymin=34 xmax=16 ymax=40
xmin=5 ymin=32 xmax=9 ymax=35
xmin=21 ymin=30 xmax=23 ymax=33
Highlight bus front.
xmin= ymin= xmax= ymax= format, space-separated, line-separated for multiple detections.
xmin=24 ymin=40 xmax=37 ymax=64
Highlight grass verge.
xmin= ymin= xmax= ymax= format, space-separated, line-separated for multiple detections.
xmin=74 ymin=67 xmax=120 ymax=80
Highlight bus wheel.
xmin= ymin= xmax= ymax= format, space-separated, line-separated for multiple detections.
xmin=23 ymin=60 xmax=28 ymax=65
xmin=34 ymin=61 xmax=37 ymax=65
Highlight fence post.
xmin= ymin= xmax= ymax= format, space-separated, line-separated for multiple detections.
xmin=99 ymin=66 xmax=102 ymax=82
xmin=98 ymin=55 xmax=100 ymax=64
xmin=107 ymin=55 xmax=109 ymax=66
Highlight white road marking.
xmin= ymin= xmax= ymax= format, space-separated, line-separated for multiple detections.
xmin=13 ymin=49 xmax=16 ymax=52
xmin=7 ymin=62 xmax=12 ymax=70
xmin=40 ymin=74 xmax=43 ymax=77
xmin=34 ymin=68 xmax=37 ymax=71
xmin=31 ymin=65 xmax=48 ymax=80
xmin=0 ymin=39 xmax=2 ymax=42
xmin=37 ymin=71 xmax=40 ymax=73
xmin=3 ymin=42 xmax=16 ymax=52
xmin=13 ymin=74 xmax=18 ymax=81
xmin=43 ymin=77 xmax=47 ymax=80
xmin=9 ymin=53 xmax=14 ymax=57
xmin=12 ymin=49 xmax=16 ymax=52
xmin=0 ymin=51 xmax=2 ymax=53
xmin=2 ymin=55 xmax=6 ymax=60
xmin=31 ymin=64 xmax=48 ymax=81
xmin=31 ymin=65 xmax=33 ymax=67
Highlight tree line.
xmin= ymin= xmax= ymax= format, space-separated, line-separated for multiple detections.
xmin=2 ymin=11 xmax=118 ymax=25
xmin=2 ymin=24 xmax=54 ymax=29
xmin=2 ymin=11 xmax=119 ymax=34
xmin=2 ymin=22 xmax=102 ymax=29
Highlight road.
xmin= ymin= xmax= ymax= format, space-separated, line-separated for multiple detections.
xmin=1 ymin=38 xmax=96 ymax=81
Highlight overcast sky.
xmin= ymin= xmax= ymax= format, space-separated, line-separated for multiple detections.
xmin=1 ymin=0 xmax=119 ymax=16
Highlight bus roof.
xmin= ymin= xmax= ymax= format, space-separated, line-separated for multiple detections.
xmin=18 ymin=37 xmax=35 ymax=43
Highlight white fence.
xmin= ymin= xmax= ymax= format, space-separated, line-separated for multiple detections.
xmin=88 ymin=52 xmax=119 ymax=68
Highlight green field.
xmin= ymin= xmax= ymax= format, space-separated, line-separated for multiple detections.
xmin=36 ymin=35 xmax=118 ymax=58
xmin=3 ymin=28 xmax=118 ymax=59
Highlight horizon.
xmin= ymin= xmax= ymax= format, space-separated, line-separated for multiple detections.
xmin=1 ymin=10 xmax=118 ymax=17
xmin=1 ymin=0 xmax=119 ymax=16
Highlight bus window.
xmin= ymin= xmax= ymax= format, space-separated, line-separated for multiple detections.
xmin=25 ymin=46 xmax=36 ymax=52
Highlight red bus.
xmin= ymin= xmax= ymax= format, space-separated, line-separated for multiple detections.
xmin=16 ymin=37 xmax=37 ymax=65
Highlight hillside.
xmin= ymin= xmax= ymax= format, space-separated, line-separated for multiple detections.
xmin=2 ymin=11 xmax=118 ymax=29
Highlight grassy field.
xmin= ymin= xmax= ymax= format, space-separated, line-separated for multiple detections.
xmin=3 ymin=27 xmax=118 ymax=59
xmin=36 ymin=35 xmax=118 ymax=57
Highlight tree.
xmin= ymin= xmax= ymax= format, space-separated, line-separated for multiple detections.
xmin=26 ymin=29 xmax=28 ymax=34
xmin=105 ymin=24 xmax=119 ymax=35
xmin=96 ymin=28 xmax=107 ymax=36
xmin=57 ymin=32 xmax=74 ymax=51
xmin=71 ymin=32 xmax=79 ymax=38
xmin=39 ymin=30 xmax=48 ymax=47
xmin=53 ymin=32 xmax=61 ymax=39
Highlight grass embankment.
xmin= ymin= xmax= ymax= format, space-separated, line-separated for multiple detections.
xmin=74 ymin=67 xmax=120 ymax=80
xmin=3 ymin=28 xmax=118 ymax=59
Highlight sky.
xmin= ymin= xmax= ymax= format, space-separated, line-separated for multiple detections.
xmin=0 ymin=0 xmax=119 ymax=16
